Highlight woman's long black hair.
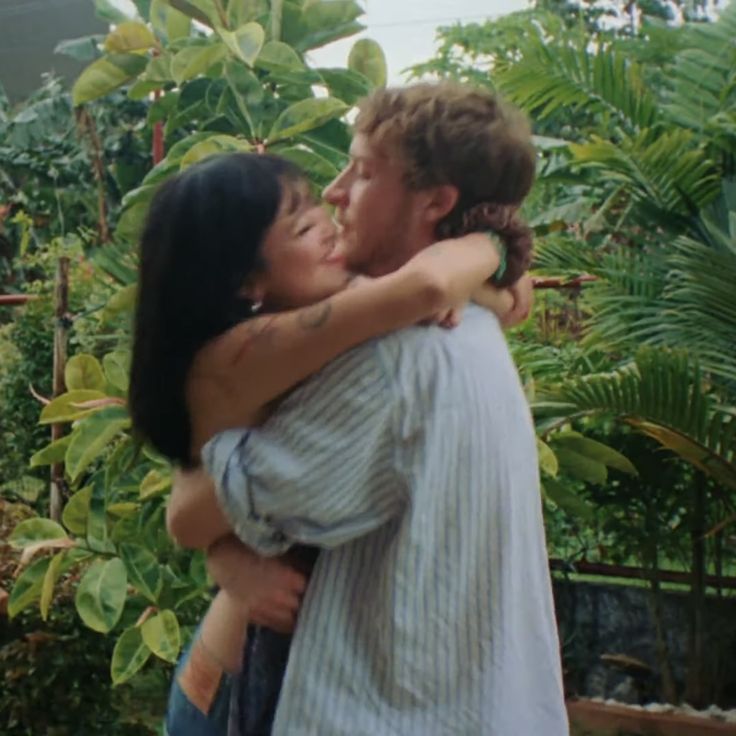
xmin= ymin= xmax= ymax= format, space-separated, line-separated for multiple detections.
xmin=129 ymin=153 xmax=303 ymax=467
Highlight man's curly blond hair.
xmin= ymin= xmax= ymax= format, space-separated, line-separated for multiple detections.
xmin=354 ymin=83 xmax=536 ymax=286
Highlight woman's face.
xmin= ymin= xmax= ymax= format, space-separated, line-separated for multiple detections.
xmin=255 ymin=179 xmax=351 ymax=310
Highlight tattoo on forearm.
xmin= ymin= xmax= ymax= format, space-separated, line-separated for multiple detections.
xmin=297 ymin=301 xmax=332 ymax=330
xmin=231 ymin=315 xmax=279 ymax=365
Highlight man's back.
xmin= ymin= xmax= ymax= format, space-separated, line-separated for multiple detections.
xmin=267 ymin=306 xmax=568 ymax=735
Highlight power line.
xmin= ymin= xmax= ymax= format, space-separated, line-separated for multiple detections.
xmin=370 ymin=13 xmax=502 ymax=29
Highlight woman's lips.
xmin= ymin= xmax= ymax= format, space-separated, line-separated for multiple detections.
xmin=324 ymin=251 xmax=347 ymax=266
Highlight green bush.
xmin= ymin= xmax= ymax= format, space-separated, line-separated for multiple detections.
xmin=0 ymin=298 xmax=53 ymax=506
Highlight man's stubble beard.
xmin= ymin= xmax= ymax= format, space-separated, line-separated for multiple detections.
xmin=354 ymin=218 xmax=424 ymax=279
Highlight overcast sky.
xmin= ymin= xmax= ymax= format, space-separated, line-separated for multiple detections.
xmin=310 ymin=0 xmax=529 ymax=83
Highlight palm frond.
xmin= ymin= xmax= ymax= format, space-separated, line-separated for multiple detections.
xmin=578 ymin=247 xmax=670 ymax=349
xmin=570 ymin=129 xmax=722 ymax=221
xmin=533 ymin=233 xmax=598 ymax=276
xmin=656 ymin=238 xmax=736 ymax=383
xmin=496 ymin=38 xmax=659 ymax=133
xmin=663 ymin=0 xmax=736 ymax=132
xmin=546 ymin=349 xmax=736 ymax=490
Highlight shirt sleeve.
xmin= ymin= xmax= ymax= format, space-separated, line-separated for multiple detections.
xmin=201 ymin=342 xmax=404 ymax=556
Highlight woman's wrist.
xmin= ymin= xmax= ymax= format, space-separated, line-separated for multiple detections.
xmin=484 ymin=233 xmax=507 ymax=284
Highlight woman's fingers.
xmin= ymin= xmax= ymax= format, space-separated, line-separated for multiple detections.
xmin=249 ymin=604 xmax=296 ymax=633
xmin=248 ymin=590 xmax=302 ymax=633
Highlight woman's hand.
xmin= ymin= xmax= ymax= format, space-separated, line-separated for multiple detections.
xmin=207 ymin=536 xmax=307 ymax=634
xmin=473 ymin=274 xmax=534 ymax=329
xmin=403 ymin=233 xmax=501 ymax=313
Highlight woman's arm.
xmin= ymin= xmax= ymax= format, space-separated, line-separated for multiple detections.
xmin=190 ymin=233 xmax=502 ymax=440
xmin=174 ymin=234 xmax=502 ymax=549
xmin=473 ymin=273 xmax=534 ymax=329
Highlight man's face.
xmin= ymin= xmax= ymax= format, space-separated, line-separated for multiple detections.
xmin=323 ymin=133 xmax=422 ymax=277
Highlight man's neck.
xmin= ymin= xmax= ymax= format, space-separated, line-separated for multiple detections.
xmin=363 ymin=232 xmax=436 ymax=278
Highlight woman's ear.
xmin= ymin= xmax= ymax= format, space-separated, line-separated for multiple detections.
xmin=238 ymin=277 xmax=267 ymax=305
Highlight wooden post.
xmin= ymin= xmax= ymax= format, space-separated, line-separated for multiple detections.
xmin=49 ymin=257 xmax=69 ymax=522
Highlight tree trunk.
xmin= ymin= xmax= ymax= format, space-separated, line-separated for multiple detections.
xmin=642 ymin=507 xmax=677 ymax=703
xmin=684 ymin=473 xmax=708 ymax=706
xmin=49 ymin=257 xmax=69 ymax=522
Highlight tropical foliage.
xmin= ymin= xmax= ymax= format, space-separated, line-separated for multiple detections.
xmin=2 ymin=0 xmax=735 ymax=717
xmin=2 ymin=0 xmax=390 ymax=694
xmin=412 ymin=0 xmax=736 ymax=705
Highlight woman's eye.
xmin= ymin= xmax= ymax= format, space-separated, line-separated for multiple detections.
xmin=297 ymin=223 xmax=315 ymax=237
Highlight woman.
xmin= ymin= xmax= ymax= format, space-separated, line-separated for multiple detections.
xmin=129 ymin=152 xmax=522 ymax=735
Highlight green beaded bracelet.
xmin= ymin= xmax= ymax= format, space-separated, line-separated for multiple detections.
xmin=486 ymin=232 xmax=507 ymax=284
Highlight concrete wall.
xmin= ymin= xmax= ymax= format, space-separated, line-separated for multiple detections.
xmin=553 ymin=579 xmax=736 ymax=708
xmin=0 ymin=0 xmax=106 ymax=102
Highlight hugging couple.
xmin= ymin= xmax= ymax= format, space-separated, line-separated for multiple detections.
xmin=129 ymin=81 xmax=569 ymax=735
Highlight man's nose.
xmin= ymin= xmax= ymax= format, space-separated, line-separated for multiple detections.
xmin=323 ymin=171 xmax=347 ymax=205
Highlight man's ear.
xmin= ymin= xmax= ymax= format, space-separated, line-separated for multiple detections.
xmin=422 ymin=184 xmax=459 ymax=227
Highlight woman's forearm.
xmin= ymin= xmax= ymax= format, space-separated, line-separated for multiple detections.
xmin=195 ymin=590 xmax=249 ymax=674
xmin=203 ymin=233 xmax=501 ymax=428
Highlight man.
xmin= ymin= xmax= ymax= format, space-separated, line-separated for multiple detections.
xmin=169 ymin=82 xmax=567 ymax=735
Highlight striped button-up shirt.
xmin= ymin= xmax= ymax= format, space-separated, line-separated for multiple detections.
xmin=203 ymin=306 xmax=568 ymax=735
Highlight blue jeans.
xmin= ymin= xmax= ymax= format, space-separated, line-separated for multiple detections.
xmin=166 ymin=547 xmax=317 ymax=735
xmin=165 ymin=625 xmax=293 ymax=736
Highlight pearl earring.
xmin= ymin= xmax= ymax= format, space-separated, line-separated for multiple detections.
xmin=250 ymin=300 xmax=263 ymax=314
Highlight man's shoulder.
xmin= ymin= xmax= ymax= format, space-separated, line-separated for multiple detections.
xmin=375 ymin=305 xmax=504 ymax=361
xmin=300 ymin=306 xmax=504 ymax=394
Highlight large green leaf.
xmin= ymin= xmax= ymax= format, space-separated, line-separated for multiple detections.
xmin=178 ymin=134 xmax=253 ymax=168
xmin=542 ymin=478 xmax=595 ymax=522
xmin=139 ymin=468 xmax=172 ymax=500
xmin=55 ymin=36 xmax=102 ymax=62
xmin=257 ymin=40 xmax=303 ymax=71
xmin=111 ymin=626 xmax=152 ymax=685
xmin=348 ymin=39 xmax=386 ymax=88
xmin=65 ymin=407 xmax=131 ymax=483
xmin=120 ymin=543 xmax=163 ymax=603
xmin=87 ymin=473 xmax=114 ymax=553
xmin=171 ymin=42 xmax=227 ymax=84
xmin=104 ymin=21 xmax=157 ymax=53
xmin=536 ymin=437 xmax=559 ymax=478
xmin=104 ymin=351 xmax=132 ymax=394
xmin=219 ymin=22 xmax=266 ymax=66
xmin=65 ymin=354 xmax=107 ymax=392
xmin=141 ymin=609 xmax=181 ymax=662
xmin=72 ymin=53 xmax=148 ymax=105
xmin=290 ymin=1 xmax=364 ymax=52
xmin=39 ymin=390 xmax=108 ymax=424
xmin=554 ymin=447 xmax=608 ymax=485
xmin=8 ymin=558 xmax=50 ymax=618
xmin=40 ymin=551 xmax=67 ymax=621
xmin=317 ymin=68 xmax=372 ymax=105
xmin=30 ymin=435 xmax=72 ymax=468
xmin=62 ymin=486 xmax=92 ymax=536
xmin=274 ymin=146 xmax=339 ymax=183
xmin=551 ymin=433 xmax=638 ymax=476
xmin=94 ymin=0 xmax=132 ymax=23
xmin=10 ymin=518 xmax=68 ymax=548
xmin=268 ymin=97 xmax=348 ymax=143
xmin=151 ymin=0 xmax=191 ymax=41
xmin=75 ymin=558 xmax=128 ymax=633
